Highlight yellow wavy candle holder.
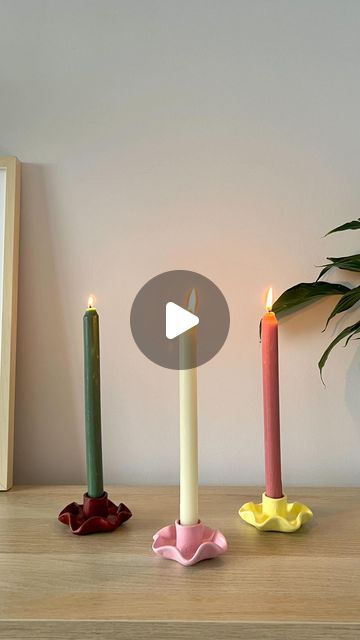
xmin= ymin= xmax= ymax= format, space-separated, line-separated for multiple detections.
xmin=239 ymin=492 xmax=313 ymax=532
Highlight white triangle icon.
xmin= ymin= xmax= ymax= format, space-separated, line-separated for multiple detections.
xmin=166 ymin=302 xmax=199 ymax=340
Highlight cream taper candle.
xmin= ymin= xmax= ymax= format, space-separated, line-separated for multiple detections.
xmin=179 ymin=288 xmax=199 ymax=526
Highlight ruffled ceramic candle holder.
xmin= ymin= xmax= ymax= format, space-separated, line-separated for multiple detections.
xmin=58 ymin=491 xmax=132 ymax=535
xmin=239 ymin=492 xmax=313 ymax=532
xmin=152 ymin=520 xmax=228 ymax=566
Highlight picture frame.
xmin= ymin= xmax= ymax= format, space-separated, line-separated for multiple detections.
xmin=0 ymin=157 xmax=20 ymax=490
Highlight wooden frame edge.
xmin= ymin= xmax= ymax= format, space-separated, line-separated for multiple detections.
xmin=0 ymin=157 xmax=21 ymax=490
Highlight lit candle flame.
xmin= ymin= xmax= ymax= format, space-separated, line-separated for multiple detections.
xmin=88 ymin=294 xmax=96 ymax=309
xmin=187 ymin=288 xmax=198 ymax=314
xmin=265 ymin=287 xmax=273 ymax=312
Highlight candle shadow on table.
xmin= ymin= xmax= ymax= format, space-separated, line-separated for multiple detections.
xmin=13 ymin=163 xmax=82 ymax=485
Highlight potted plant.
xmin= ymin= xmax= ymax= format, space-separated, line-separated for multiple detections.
xmin=272 ymin=219 xmax=360 ymax=379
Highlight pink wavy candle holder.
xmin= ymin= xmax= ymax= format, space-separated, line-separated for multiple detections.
xmin=58 ymin=491 xmax=132 ymax=535
xmin=152 ymin=520 xmax=228 ymax=566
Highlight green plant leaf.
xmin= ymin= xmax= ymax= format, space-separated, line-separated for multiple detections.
xmin=316 ymin=264 xmax=332 ymax=280
xmin=316 ymin=254 xmax=360 ymax=280
xmin=318 ymin=320 xmax=360 ymax=380
xmin=326 ymin=219 xmax=360 ymax=235
xmin=259 ymin=282 xmax=350 ymax=338
xmin=323 ymin=285 xmax=360 ymax=330
xmin=272 ymin=282 xmax=350 ymax=316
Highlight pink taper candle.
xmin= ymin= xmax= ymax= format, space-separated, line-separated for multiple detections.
xmin=261 ymin=288 xmax=283 ymax=499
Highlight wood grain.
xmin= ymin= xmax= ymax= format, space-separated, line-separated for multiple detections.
xmin=0 ymin=157 xmax=20 ymax=491
xmin=0 ymin=486 xmax=359 ymax=639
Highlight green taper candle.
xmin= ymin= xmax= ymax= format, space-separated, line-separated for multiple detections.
xmin=83 ymin=295 xmax=104 ymax=498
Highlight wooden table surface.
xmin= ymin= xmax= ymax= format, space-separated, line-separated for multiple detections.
xmin=0 ymin=486 xmax=359 ymax=639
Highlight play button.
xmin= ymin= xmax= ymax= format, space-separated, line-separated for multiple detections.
xmin=165 ymin=302 xmax=199 ymax=339
xmin=130 ymin=270 xmax=230 ymax=370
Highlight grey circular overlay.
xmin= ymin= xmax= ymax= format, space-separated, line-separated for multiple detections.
xmin=130 ymin=270 xmax=230 ymax=370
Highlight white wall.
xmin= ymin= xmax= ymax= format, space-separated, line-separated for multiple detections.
xmin=1 ymin=0 xmax=360 ymax=487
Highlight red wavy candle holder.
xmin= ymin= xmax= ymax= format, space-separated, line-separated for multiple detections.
xmin=58 ymin=491 xmax=132 ymax=535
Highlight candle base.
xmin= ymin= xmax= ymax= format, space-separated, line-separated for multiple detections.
xmin=58 ymin=491 xmax=132 ymax=535
xmin=152 ymin=520 xmax=227 ymax=566
xmin=239 ymin=492 xmax=313 ymax=532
